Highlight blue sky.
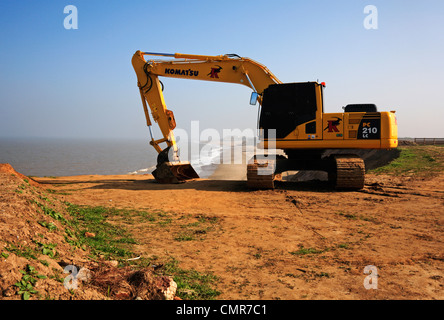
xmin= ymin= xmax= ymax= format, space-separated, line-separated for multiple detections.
xmin=0 ymin=0 xmax=443 ymax=139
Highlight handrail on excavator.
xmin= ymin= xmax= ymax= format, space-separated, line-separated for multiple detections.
xmin=142 ymin=51 xmax=236 ymax=61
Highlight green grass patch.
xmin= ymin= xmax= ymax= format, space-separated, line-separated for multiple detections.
xmin=6 ymin=243 xmax=38 ymax=260
xmin=289 ymin=242 xmax=352 ymax=257
xmin=163 ymin=257 xmax=220 ymax=300
xmin=33 ymin=240 xmax=58 ymax=259
xmin=335 ymin=211 xmax=378 ymax=223
xmin=65 ymin=204 xmax=137 ymax=260
xmin=30 ymin=199 xmax=68 ymax=224
xmin=335 ymin=211 xmax=357 ymax=220
xmin=63 ymin=203 xmax=221 ymax=299
xmin=289 ymin=246 xmax=326 ymax=256
xmin=370 ymin=146 xmax=444 ymax=176
xmin=45 ymin=188 xmax=71 ymax=195
xmin=14 ymin=265 xmax=46 ymax=300
xmin=174 ymin=214 xmax=219 ymax=242
xmin=174 ymin=233 xmax=195 ymax=242
xmin=37 ymin=221 xmax=58 ymax=231
xmin=337 ymin=243 xmax=349 ymax=249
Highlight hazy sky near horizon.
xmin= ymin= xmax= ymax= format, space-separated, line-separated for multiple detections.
xmin=0 ymin=0 xmax=443 ymax=140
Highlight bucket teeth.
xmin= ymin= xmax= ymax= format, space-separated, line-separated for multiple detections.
xmin=152 ymin=161 xmax=199 ymax=184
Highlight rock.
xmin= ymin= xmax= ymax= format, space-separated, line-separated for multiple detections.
xmin=161 ymin=277 xmax=177 ymax=300
xmin=77 ymin=267 xmax=92 ymax=282
xmin=2 ymin=287 xmax=15 ymax=297
xmin=107 ymin=260 xmax=119 ymax=267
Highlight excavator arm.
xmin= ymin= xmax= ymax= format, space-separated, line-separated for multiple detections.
xmin=131 ymin=50 xmax=281 ymax=183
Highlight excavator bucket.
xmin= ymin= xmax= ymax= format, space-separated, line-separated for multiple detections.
xmin=152 ymin=161 xmax=199 ymax=184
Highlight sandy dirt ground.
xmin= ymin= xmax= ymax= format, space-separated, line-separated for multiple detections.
xmin=33 ymin=164 xmax=443 ymax=300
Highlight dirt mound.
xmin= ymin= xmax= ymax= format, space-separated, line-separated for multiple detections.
xmin=0 ymin=164 xmax=177 ymax=300
xmin=0 ymin=163 xmax=40 ymax=187
xmin=0 ymin=170 xmax=100 ymax=299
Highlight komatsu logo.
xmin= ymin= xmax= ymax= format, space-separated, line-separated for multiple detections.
xmin=324 ymin=117 xmax=342 ymax=132
xmin=164 ymin=68 xmax=199 ymax=77
xmin=208 ymin=65 xmax=222 ymax=78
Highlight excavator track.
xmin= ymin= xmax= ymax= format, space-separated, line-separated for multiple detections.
xmin=329 ymin=155 xmax=365 ymax=190
xmin=246 ymin=157 xmax=278 ymax=189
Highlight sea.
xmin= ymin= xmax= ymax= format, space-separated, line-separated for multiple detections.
xmin=0 ymin=137 xmax=255 ymax=178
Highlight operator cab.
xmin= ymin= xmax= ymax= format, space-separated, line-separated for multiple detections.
xmin=258 ymin=82 xmax=322 ymax=139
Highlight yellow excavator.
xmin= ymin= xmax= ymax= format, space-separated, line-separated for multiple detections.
xmin=131 ymin=50 xmax=398 ymax=189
